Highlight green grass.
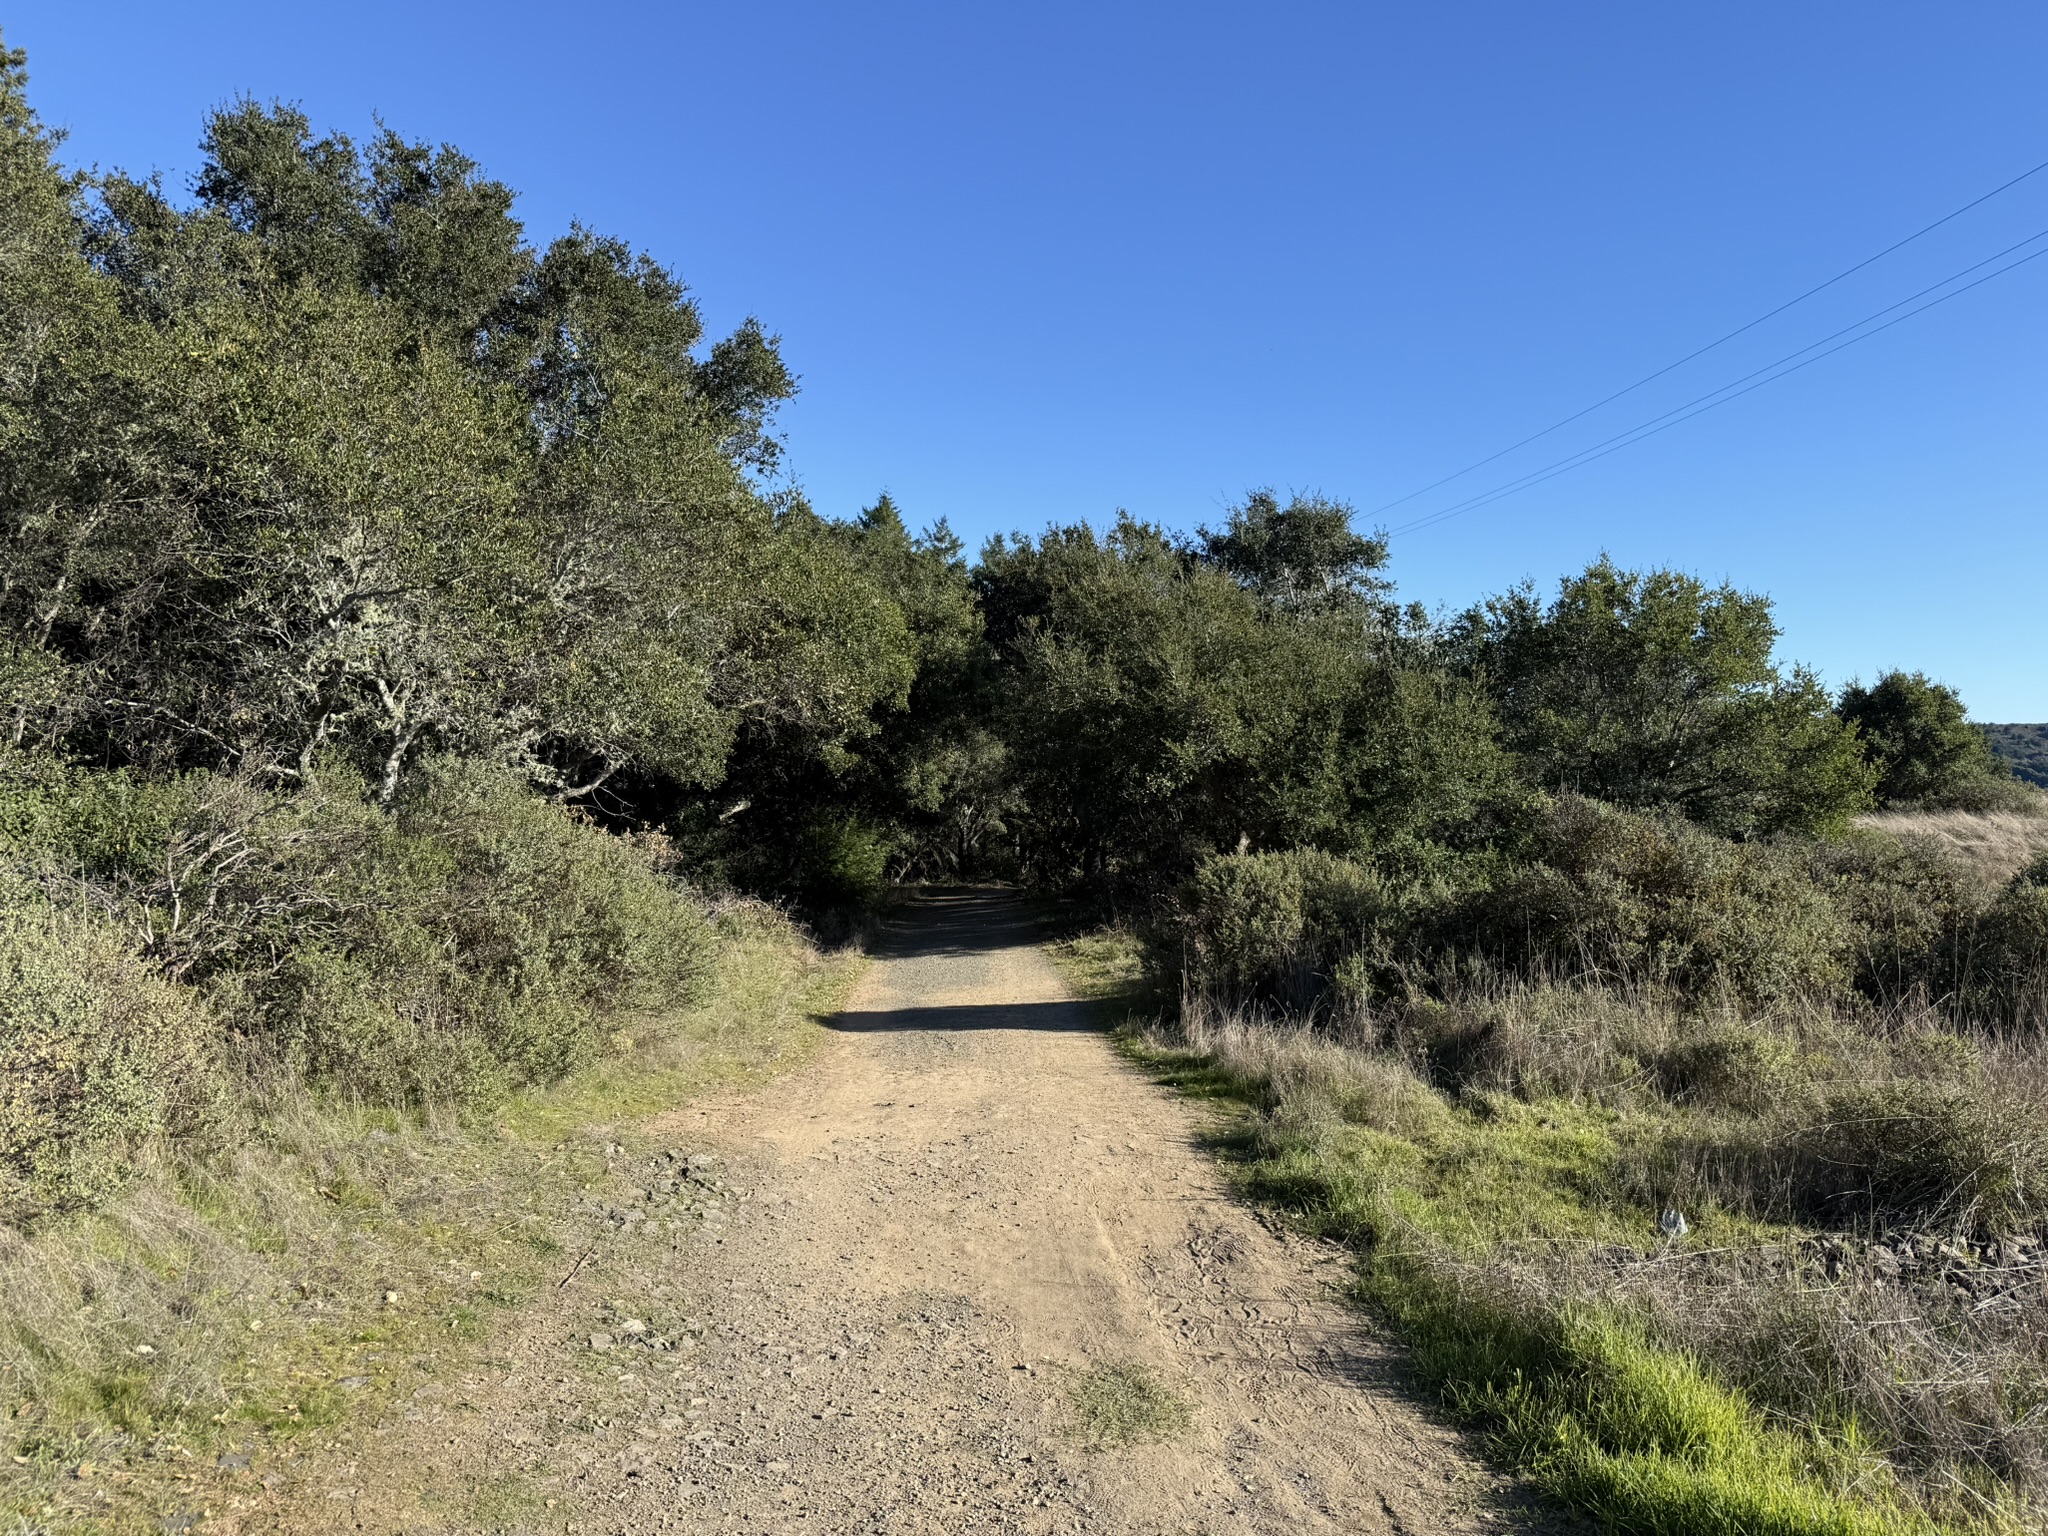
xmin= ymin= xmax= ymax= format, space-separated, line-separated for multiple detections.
xmin=1113 ymin=1025 xmax=1957 ymax=1536
xmin=1064 ymin=1362 xmax=1193 ymax=1450
xmin=1046 ymin=924 xmax=1150 ymax=1004
xmin=1366 ymin=1254 xmax=1933 ymax=1536
xmin=0 ymin=907 xmax=861 ymax=1535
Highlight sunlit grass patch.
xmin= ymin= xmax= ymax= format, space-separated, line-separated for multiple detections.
xmin=1047 ymin=925 xmax=1150 ymax=1006
xmin=1065 ymin=1361 xmax=1193 ymax=1450
xmin=1104 ymin=977 xmax=1979 ymax=1534
xmin=1368 ymin=1253 xmax=1941 ymax=1536
xmin=495 ymin=907 xmax=855 ymax=1142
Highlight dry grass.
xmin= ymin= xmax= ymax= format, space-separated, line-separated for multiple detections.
xmin=1861 ymin=805 xmax=2048 ymax=893
xmin=1064 ymin=1362 xmax=1193 ymax=1449
xmin=0 ymin=907 xmax=861 ymax=1535
xmin=1136 ymin=978 xmax=2048 ymax=1531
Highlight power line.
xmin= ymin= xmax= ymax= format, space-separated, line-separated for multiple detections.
xmin=1366 ymin=153 xmax=2048 ymax=521
xmin=1394 ymin=223 xmax=2048 ymax=533
xmin=1391 ymin=236 xmax=2048 ymax=536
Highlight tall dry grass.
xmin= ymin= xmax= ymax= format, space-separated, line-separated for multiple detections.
xmin=1861 ymin=803 xmax=2048 ymax=893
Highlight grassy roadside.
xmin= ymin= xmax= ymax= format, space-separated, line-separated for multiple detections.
xmin=0 ymin=904 xmax=862 ymax=1536
xmin=1045 ymin=934 xmax=1999 ymax=1536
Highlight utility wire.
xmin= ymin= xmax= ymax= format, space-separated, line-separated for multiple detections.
xmin=1392 ymin=236 xmax=2048 ymax=536
xmin=1393 ymin=223 xmax=2048 ymax=534
xmin=1366 ymin=154 xmax=2048 ymax=520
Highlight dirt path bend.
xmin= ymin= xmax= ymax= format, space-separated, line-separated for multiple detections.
xmin=267 ymin=890 xmax=1541 ymax=1535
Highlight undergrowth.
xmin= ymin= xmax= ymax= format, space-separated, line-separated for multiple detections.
xmin=0 ymin=907 xmax=859 ymax=1535
xmin=1058 ymin=930 xmax=2047 ymax=1536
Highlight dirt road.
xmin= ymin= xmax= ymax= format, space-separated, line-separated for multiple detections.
xmin=266 ymin=890 xmax=1537 ymax=1534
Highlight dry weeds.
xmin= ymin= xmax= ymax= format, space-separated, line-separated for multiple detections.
xmin=1154 ymin=980 xmax=2048 ymax=1529
xmin=1861 ymin=805 xmax=2048 ymax=892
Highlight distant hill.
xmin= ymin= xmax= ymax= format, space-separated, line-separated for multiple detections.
xmin=1985 ymin=722 xmax=2048 ymax=787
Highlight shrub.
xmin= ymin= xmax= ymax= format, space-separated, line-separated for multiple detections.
xmin=1951 ymin=872 xmax=2048 ymax=1029
xmin=1805 ymin=828 xmax=1974 ymax=1004
xmin=0 ymin=897 xmax=219 ymax=1224
xmin=1178 ymin=851 xmax=1314 ymax=1003
xmin=0 ymin=748 xmax=203 ymax=884
xmin=245 ymin=760 xmax=718 ymax=1105
xmin=1177 ymin=848 xmax=1415 ymax=1009
xmin=2 ymin=751 xmax=719 ymax=1114
xmin=1475 ymin=797 xmax=1852 ymax=1005
xmin=1655 ymin=1024 xmax=1806 ymax=1116
xmin=794 ymin=811 xmax=894 ymax=911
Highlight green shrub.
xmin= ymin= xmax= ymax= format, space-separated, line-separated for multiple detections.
xmin=1478 ymin=797 xmax=1851 ymax=1005
xmin=1805 ymin=828 xmax=1974 ymax=1004
xmin=1177 ymin=848 xmax=1414 ymax=1009
xmin=0 ymin=898 xmax=219 ymax=1224
xmin=0 ymin=748 xmax=202 ymax=884
xmin=245 ymin=760 xmax=718 ymax=1105
xmin=1179 ymin=850 xmax=1314 ymax=1002
xmin=794 ymin=811 xmax=894 ymax=911
xmin=1655 ymin=1024 xmax=1805 ymax=1116
xmin=2 ymin=751 xmax=719 ymax=1114
xmin=1951 ymin=872 xmax=2048 ymax=1029
xmin=1178 ymin=799 xmax=1866 ymax=1016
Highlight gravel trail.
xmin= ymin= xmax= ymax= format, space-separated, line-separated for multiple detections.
xmin=248 ymin=889 xmax=1542 ymax=1534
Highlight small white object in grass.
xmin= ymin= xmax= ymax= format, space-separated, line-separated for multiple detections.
xmin=1659 ymin=1207 xmax=1689 ymax=1240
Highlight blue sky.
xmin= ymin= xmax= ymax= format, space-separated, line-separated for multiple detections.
xmin=9 ymin=2 xmax=2046 ymax=716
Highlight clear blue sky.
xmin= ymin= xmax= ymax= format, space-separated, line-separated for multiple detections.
xmin=10 ymin=2 xmax=2046 ymax=716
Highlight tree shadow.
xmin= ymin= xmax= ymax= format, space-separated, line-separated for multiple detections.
xmin=825 ymin=1000 xmax=1097 ymax=1034
xmin=864 ymin=887 xmax=1042 ymax=959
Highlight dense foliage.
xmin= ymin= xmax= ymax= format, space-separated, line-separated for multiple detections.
xmin=1839 ymin=671 xmax=2025 ymax=810
xmin=1449 ymin=560 xmax=1876 ymax=837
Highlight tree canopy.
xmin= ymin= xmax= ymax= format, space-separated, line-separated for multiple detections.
xmin=4 ymin=72 xmax=905 ymax=808
xmin=1838 ymin=670 xmax=2015 ymax=809
xmin=1452 ymin=559 xmax=1875 ymax=838
xmin=2 ymin=32 xmax=2010 ymax=913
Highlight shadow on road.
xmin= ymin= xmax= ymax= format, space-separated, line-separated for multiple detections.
xmin=826 ymin=1000 xmax=1094 ymax=1034
xmin=863 ymin=887 xmax=1041 ymax=960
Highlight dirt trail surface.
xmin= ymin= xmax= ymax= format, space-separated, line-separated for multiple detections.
xmin=254 ymin=890 xmax=1542 ymax=1535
